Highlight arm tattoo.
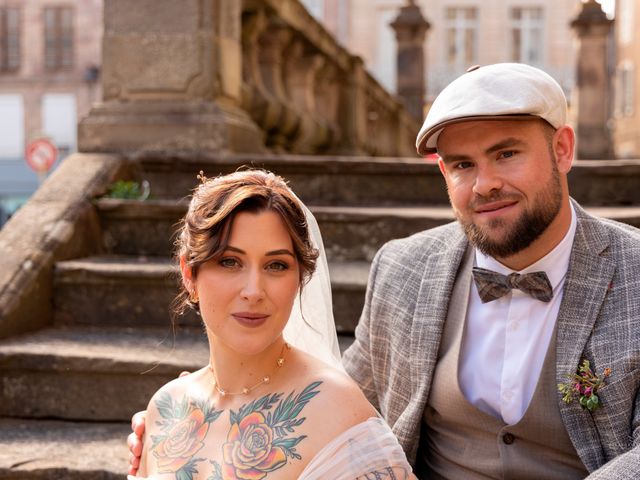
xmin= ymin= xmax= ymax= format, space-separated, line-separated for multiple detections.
xmin=357 ymin=467 xmax=411 ymax=479
xmin=150 ymin=392 xmax=223 ymax=479
xmin=211 ymin=381 xmax=322 ymax=480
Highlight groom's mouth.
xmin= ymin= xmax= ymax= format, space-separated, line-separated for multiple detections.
xmin=474 ymin=200 xmax=518 ymax=216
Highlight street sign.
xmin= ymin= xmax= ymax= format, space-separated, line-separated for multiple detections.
xmin=25 ymin=138 xmax=58 ymax=173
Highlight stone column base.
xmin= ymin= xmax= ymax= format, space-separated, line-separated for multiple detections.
xmin=78 ymin=101 xmax=266 ymax=155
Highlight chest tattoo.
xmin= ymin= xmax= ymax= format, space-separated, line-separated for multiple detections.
xmin=150 ymin=381 xmax=322 ymax=480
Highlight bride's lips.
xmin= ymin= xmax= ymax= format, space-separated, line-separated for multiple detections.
xmin=232 ymin=312 xmax=269 ymax=328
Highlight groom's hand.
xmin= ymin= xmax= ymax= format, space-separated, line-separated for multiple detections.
xmin=127 ymin=411 xmax=146 ymax=475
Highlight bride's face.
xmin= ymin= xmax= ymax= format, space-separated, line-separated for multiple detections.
xmin=188 ymin=210 xmax=301 ymax=356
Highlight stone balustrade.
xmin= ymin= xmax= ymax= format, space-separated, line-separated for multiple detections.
xmin=241 ymin=0 xmax=419 ymax=157
xmin=79 ymin=0 xmax=420 ymax=157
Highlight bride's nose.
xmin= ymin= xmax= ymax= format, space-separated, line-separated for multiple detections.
xmin=240 ymin=269 xmax=265 ymax=302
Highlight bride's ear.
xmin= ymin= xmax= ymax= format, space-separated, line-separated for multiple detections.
xmin=180 ymin=255 xmax=194 ymax=292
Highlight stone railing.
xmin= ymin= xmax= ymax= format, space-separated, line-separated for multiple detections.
xmin=241 ymin=0 xmax=419 ymax=157
xmin=79 ymin=0 xmax=420 ymax=158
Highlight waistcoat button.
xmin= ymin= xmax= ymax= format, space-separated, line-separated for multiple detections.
xmin=503 ymin=433 xmax=515 ymax=445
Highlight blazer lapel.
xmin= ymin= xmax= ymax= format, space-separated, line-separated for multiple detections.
xmin=556 ymin=203 xmax=615 ymax=471
xmin=410 ymin=227 xmax=469 ymax=403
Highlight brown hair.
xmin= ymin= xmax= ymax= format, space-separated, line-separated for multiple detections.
xmin=175 ymin=169 xmax=318 ymax=315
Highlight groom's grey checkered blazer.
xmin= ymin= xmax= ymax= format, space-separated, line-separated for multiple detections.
xmin=342 ymin=200 xmax=640 ymax=478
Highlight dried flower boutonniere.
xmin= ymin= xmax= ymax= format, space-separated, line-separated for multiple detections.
xmin=558 ymin=359 xmax=611 ymax=412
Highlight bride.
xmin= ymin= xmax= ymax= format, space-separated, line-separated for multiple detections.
xmin=128 ymin=169 xmax=415 ymax=479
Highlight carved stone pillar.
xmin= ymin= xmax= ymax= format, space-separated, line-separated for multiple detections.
xmin=79 ymin=0 xmax=265 ymax=154
xmin=390 ymin=0 xmax=430 ymax=121
xmin=571 ymin=0 xmax=614 ymax=160
xmin=337 ymin=57 xmax=367 ymax=155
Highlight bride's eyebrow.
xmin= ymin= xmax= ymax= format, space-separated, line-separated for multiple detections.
xmin=225 ymin=246 xmax=295 ymax=257
xmin=266 ymin=249 xmax=295 ymax=257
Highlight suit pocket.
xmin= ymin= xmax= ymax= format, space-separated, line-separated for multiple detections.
xmin=592 ymin=369 xmax=640 ymax=454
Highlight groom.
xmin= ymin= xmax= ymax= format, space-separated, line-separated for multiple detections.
xmin=129 ymin=64 xmax=640 ymax=478
xmin=341 ymin=63 xmax=640 ymax=478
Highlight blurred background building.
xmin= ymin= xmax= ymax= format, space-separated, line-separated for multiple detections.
xmin=0 ymin=0 xmax=628 ymax=227
xmin=613 ymin=0 xmax=640 ymax=157
xmin=0 ymin=0 xmax=102 ymax=223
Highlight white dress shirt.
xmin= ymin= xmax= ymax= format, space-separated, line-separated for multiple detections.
xmin=459 ymin=204 xmax=577 ymax=425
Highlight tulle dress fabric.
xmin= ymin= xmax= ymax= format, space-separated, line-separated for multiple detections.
xmin=298 ymin=417 xmax=414 ymax=479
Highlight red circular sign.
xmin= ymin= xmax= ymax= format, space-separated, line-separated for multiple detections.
xmin=25 ymin=139 xmax=58 ymax=173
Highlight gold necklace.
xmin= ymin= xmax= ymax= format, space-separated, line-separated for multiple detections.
xmin=208 ymin=342 xmax=290 ymax=396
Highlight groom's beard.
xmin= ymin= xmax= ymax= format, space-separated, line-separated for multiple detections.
xmin=455 ymin=159 xmax=563 ymax=259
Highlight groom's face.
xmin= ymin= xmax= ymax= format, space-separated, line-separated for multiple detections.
xmin=436 ymin=119 xmax=569 ymax=261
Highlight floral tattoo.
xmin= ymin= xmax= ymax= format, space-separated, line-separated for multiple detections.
xmin=150 ymin=382 xmax=322 ymax=480
xmin=212 ymin=381 xmax=322 ymax=480
xmin=150 ymin=392 xmax=223 ymax=479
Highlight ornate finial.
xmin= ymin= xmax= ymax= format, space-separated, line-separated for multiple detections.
xmin=196 ymin=170 xmax=207 ymax=183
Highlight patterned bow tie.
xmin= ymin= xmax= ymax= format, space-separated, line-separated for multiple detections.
xmin=472 ymin=267 xmax=553 ymax=303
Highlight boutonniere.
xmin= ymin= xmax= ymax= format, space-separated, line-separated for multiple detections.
xmin=558 ymin=359 xmax=611 ymax=412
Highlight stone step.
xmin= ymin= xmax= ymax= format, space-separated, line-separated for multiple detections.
xmin=95 ymin=199 xmax=640 ymax=261
xmin=95 ymin=199 xmax=453 ymax=260
xmin=0 ymin=324 xmax=356 ymax=423
xmin=138 ymin=154 xmax=448 ymax=206
xmin=0 ymin=418 xmax=129 ymax=479
xmin=54 ymin=256 xmax=369 ymax=334
xmin=136 ymin=153 xmax=640 ymax=206
xmin=0 ymin=325 xmax=208 ymax=421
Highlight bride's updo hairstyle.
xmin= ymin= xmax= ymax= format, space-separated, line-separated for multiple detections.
xmin=175 ymin=169 xmax=319 ymax=314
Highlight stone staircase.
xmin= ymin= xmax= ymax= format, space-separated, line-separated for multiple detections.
xmin=1 ymin=153 xmax=640 ymax=478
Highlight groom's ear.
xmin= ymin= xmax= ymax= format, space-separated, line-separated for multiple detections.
xmin=437 ymin=157 xmax=448 ymax=178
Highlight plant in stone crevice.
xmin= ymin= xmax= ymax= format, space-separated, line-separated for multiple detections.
xmin=104 ymin=179 xmax=151 ymax=200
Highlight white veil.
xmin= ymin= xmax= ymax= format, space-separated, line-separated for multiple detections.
xmin=283 ymin=201 xmax=344 ymax=371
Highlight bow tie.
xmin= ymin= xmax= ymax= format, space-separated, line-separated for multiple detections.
xmin=472 ymin=267 xmax=553 ymax=303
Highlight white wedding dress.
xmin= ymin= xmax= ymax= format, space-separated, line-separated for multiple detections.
xmin=299 ymin=417 xmax=414 ymax=479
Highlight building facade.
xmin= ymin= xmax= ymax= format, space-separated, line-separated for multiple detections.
xmin=0 ymin=0 xmax=102 ymax=223
xmin=300 ymin=0 xmax=350 ymax=46
xmin=613 ymin=0 xmax=640 ymax=158
xmin=348 ymin=0 xmax=580 ymax=105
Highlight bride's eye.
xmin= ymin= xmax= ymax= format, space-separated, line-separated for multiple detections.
xmin=266 ymin=261 xmax=289 ymax=272
xmin=219 ymin=257 xmax=240 ymax=268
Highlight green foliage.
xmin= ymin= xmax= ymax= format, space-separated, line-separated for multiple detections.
xmin=208 ymin=461 xmax=223 ymax=480
xmin=176 ymin=458 xmax=204 ymax=480
xmin=105 ymin=179 xmax=150 ymax=200
xmin=557 ymin=359 xmax=611 ymax=412
xmin=193 ymin=397 xmax=224 ymax=424
xmin=273 ymin=435 xmax=306 ymax=460
xmin=230 ymin=392 xmax=281 ymax=425
xmin=269 ymin=381 xmax=322 ymax=427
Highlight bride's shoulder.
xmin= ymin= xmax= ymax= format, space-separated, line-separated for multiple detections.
xmin=289 ymin=350 xmax=377 ymax=426
xmin=144 ymin=367 xmax=211 ymax=419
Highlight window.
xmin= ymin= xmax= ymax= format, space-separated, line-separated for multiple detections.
xmin=0 ymin=7 xmax=20 ymax=72
xmin=616 ymin=62 xmax=635 ymax=118
xmin=301 ymin=0 xmax=324 ymax=20
xmin=42 ymin=93 xmax=77 ymax=156
xmin=619 ymin=0 xmax=634 ymax=45
xmin=44 ymin=6 xmax=74 ymax=70
xmin=510 ymin=7 xmax=544 ymax=65
xmin=0 ymin=95 xmax=24 ymax=159
xmin=444 ymin=7 xmax=478 ymax=71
